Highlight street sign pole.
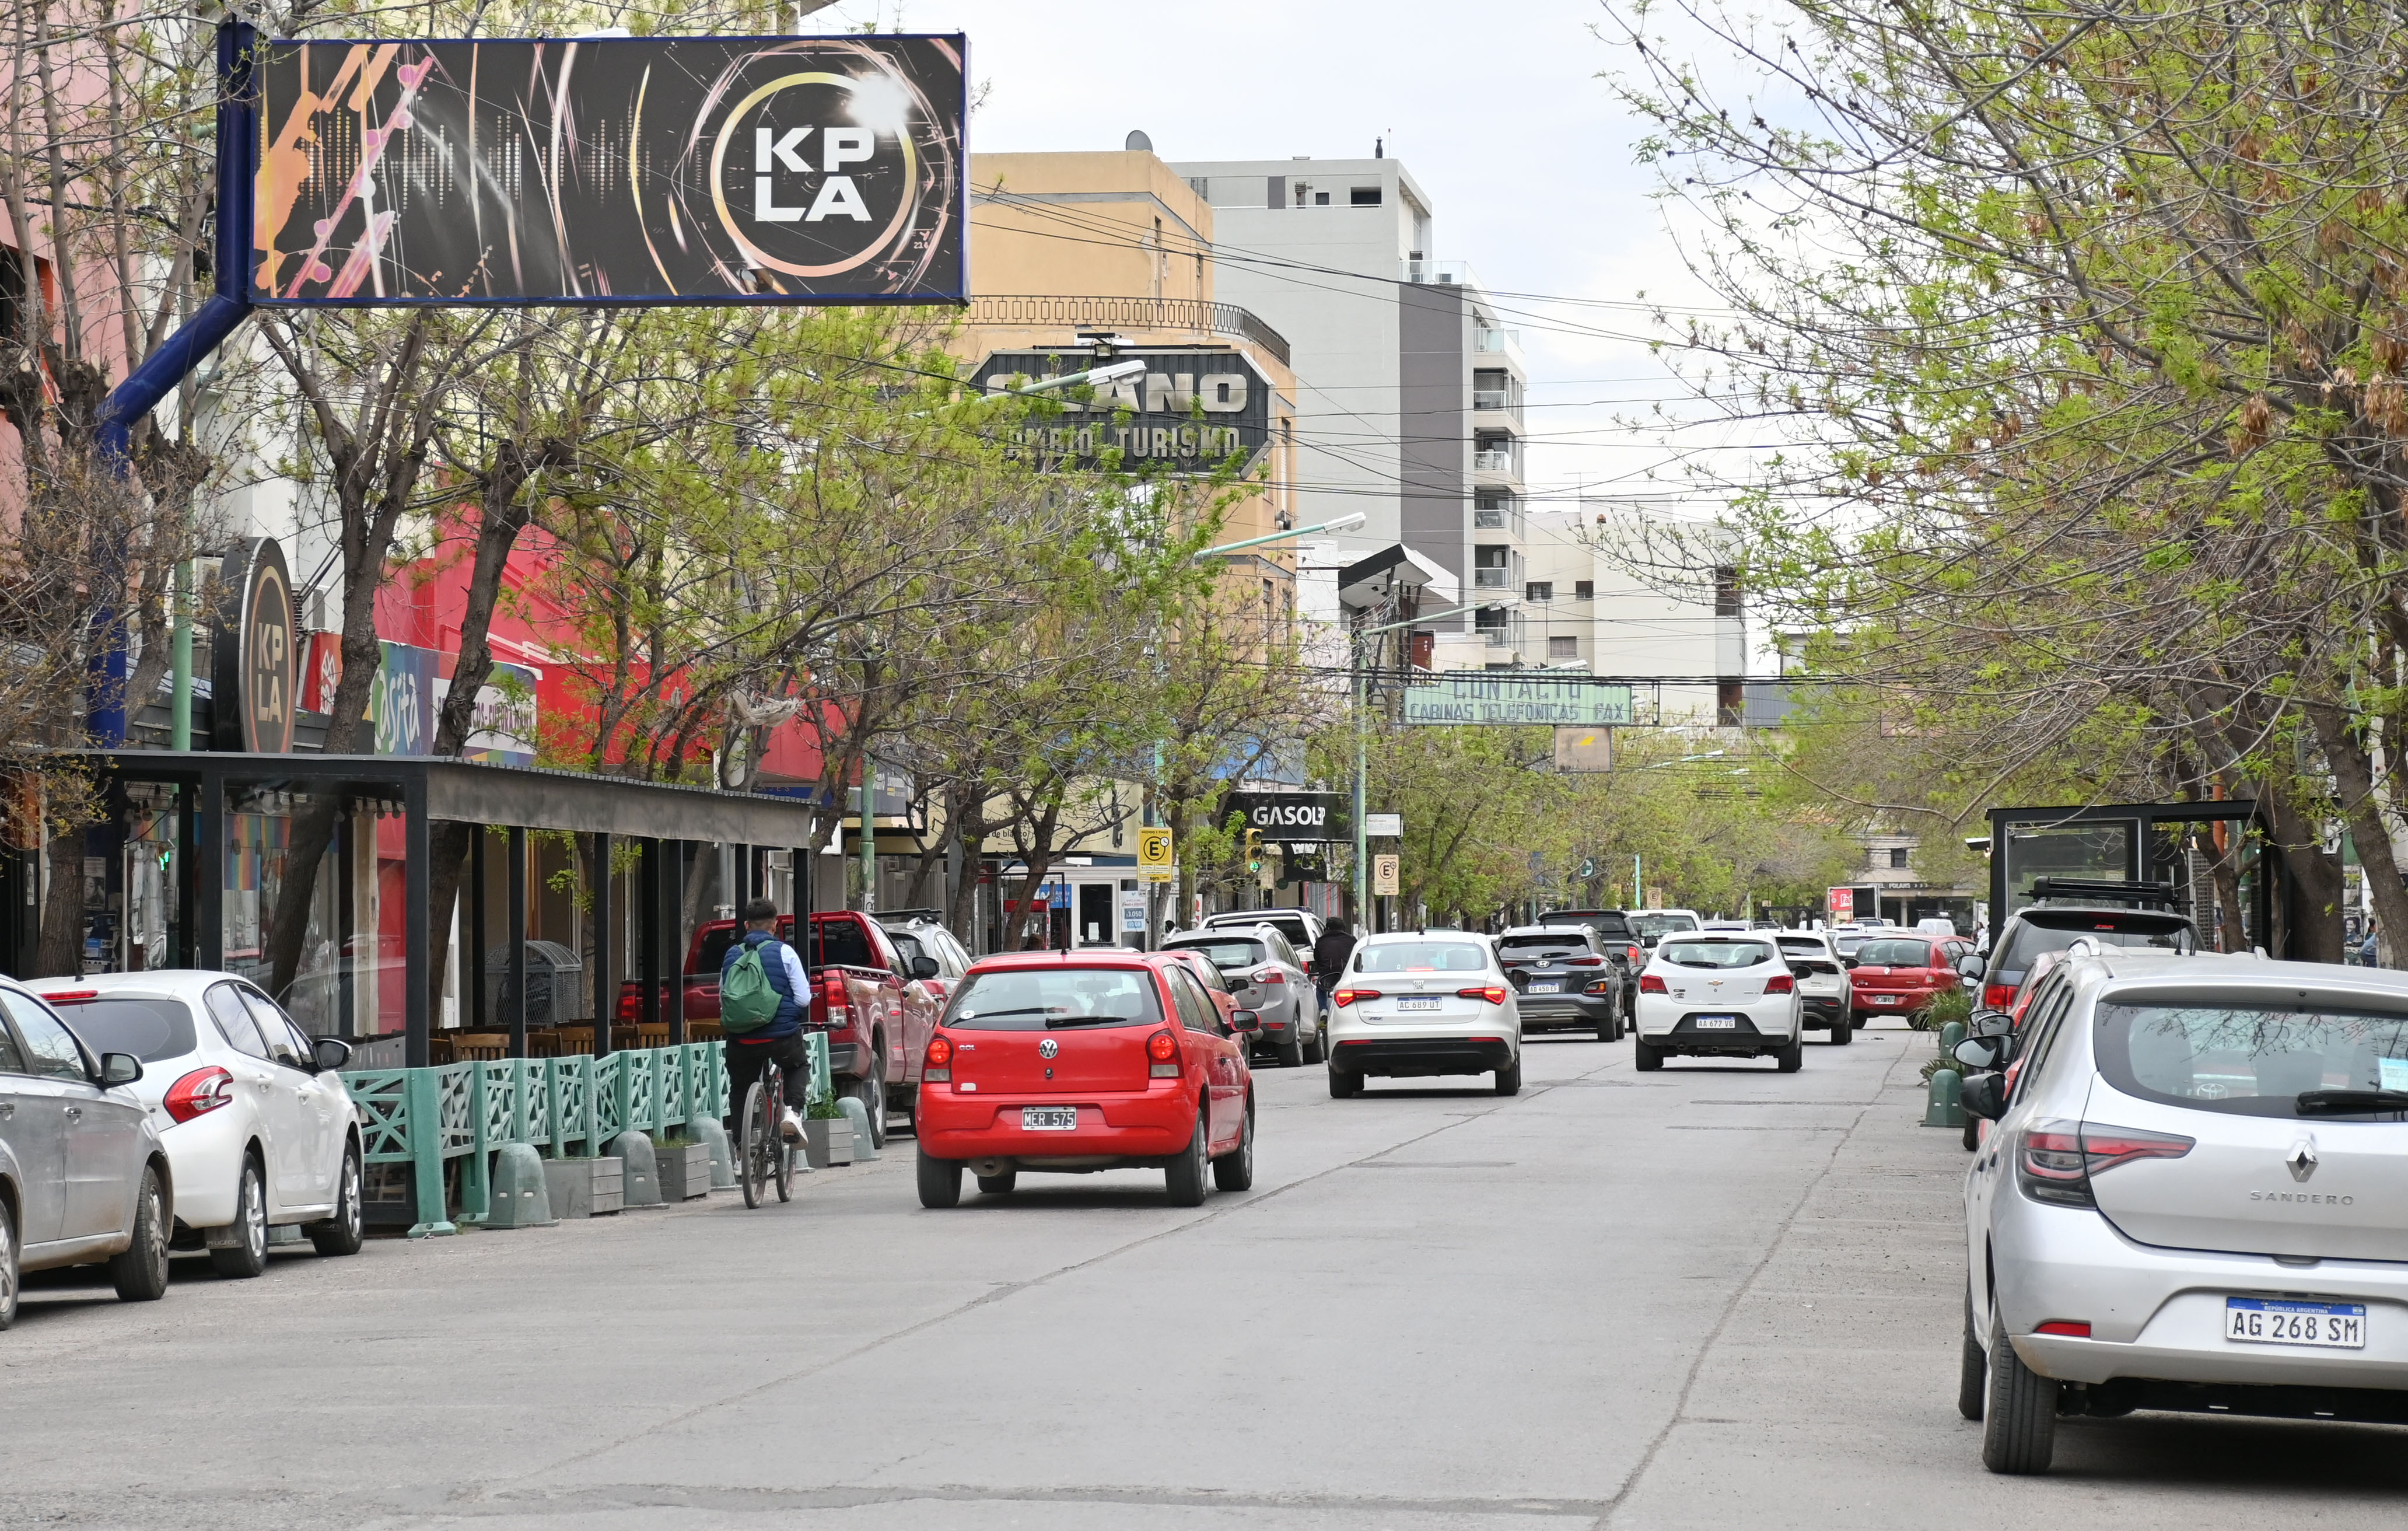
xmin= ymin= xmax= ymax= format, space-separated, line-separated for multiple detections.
xmin=1353 ymin=629 xmax=1370 ymax=932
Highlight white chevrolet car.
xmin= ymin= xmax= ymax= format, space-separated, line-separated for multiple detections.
xmin=1958 ymin=951 xmax=2408 ymax=1473
xmin=30 ymin=973 xmax=363 ymax=1276
xmin=1326 ymin=932 xmax=1523 ymax=1097
xmin=1632 ymin=933 xmax=1803 ymax=1072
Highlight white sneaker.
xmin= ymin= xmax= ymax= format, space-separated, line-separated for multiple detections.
xmin=779 ymin=1108 xmax=806 ymax=1144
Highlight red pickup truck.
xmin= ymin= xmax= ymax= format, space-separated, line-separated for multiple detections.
xmin=620 ymin=910 xmax=943 ymax=1146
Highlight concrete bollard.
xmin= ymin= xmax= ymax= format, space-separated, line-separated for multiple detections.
xmin=1938 ymin=1019 xmax=1968 ymax=1053
xmin=1923 ymin=1068 xmax=1965 ymax=1128
xmin=836 ymin=1095 xmax=878 ymax=1161
xmin=610 ymin=1130 xmax=663 ymax=1207
xmin=690 ymin=1112 xmax=737 ymax=1190
xmin=483 ymin=1142 xmax=557 ymax=1229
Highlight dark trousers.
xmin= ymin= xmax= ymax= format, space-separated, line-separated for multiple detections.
xmin=724 ymin=1033 xmax=810 ymax=1133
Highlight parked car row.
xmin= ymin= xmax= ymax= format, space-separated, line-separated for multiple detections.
xmin=2 ymin=971 xmax=363 ymax=1330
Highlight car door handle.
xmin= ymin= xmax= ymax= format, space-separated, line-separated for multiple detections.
xmin=64 ymin=1105 xmax=82 ymax=1120
xmin=0 ymin=1102 xmax=13 ymax=1118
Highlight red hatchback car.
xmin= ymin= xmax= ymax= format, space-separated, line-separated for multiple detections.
xmin=1846 ymin=934 xmax=1969 ymax=1022
xmin=915 ymin=950 xmax=1255 ymax=1208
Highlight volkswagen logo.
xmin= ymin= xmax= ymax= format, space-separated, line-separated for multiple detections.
xmin=2288 ymin=1138 xmax=2319 ymax=1183
xmin=1037 ymin=1039 xmax=1059 ymax=1060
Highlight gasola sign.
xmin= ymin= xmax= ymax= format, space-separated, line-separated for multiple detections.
xmin=1402 ymin=673 xmax=1635 ymax=727
xmin=1221 ymin=789 xmax=1350 ymax=843
xmin=972 ymin=347 xmax=1272 ymax=475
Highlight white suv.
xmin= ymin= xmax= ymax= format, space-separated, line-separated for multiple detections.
xmin=1632 ymin=932 xmax=1803 ymax=1072
xmin=1959 ymin=952 xmax=2408 ymax=1473
xmin=1326 ymin=932 xmax=1522 ymax=1097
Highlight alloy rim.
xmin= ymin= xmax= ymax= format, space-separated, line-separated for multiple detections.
xmin=1 ymin=1209 xmax=15 ymax=1314
xmin=243 ymin=1169 xmax=265 ymax=1258
xmin=342 ymin=1157 xmax=361 ymax=1236
xmin=144 ymin=1184 xmax=166 ymax=1267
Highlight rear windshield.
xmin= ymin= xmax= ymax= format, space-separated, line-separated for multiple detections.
xmin=50 ymin=997 xmax=198 ymax=1061
xmin=1629 ymin=914 xmax=1700 ymax=940
xmin=2098 ymin=998 xmax=2408 ymax=1118
xmin=1659 ymin=941 xmax=1774 ymax=969
xmin=1356 ymin=941 xmax=1490 ymax=974
xmin=1777 ymin=938 xmax=1831 ymax=956
xmin=1996 ymin=914 xmax=2188 ymax=976
xmin=1497 ymin=934 xmax=1588 ymax=957
xmin=1543 ymin=912 xmax=1631 ymax=938
xmin=1856 ymin=939 xmax=1936 ymax=968
xmin=1168 ymin=939 xmax=1265 ymax=970
xmin=943 ymin=969 xmax=1164 ymax=1030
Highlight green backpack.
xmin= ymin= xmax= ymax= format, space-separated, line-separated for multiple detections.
xmin=721 ymin=939 xmax=785 ymax=1034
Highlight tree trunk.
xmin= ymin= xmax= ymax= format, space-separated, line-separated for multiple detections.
xmin=36 ymin=824 xmax=85 ymax=977
xmin=2309 ymin=705 xmax=2408 ymax=966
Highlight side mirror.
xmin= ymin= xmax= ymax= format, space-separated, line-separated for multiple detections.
xmin=312 ymin=1036 xmax=354 ymax=1072
xmin=1956 ymin=953 xmax=1985 ymax=980
xmin=1842 ymin=957 xmax=1860 ymax=970
xmin=911 ymin=956 xmax=940 ymax=980
xmin=1954 ymin=1037 xmax=2003 ymax=1071
xmin=1787 ymin=962 xmax=1813 ymax=978
xmin=1961 ymin=1072 xmax=2008 ymax=1120
xmin=1970 ymin=1009 xmax=2014 ymax=1039
xmin=99 ymin=1052 xmax=144 ymax=1087
xmin=1228 ymin=1009 xmax=1261 ymax=1033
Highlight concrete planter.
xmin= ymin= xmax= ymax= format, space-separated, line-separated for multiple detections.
xmin=654 ymin=1139 xmax=712 ymax=1201
xmin=802 ymin=1116 xmax=855 ymax=1169
xmin=542 ymin=1156 xmax=624 ymax=1218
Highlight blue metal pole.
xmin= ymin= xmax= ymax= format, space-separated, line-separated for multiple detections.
xmin=88 ymin=21 xmax=256 ymax=744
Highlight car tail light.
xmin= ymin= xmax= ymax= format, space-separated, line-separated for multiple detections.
xmin=1258 ymin=969 xmax=1286 ymax=984
xmin=1983 ymin=982 xmax=2016 ymax=1008
xmin=1765 ymin=973 xmax=1795 ymax=994
xmin=1627 ymin=945 xmax=1643 ymax=965
xmin=923 ymin=1034 xmax=953 ymax=1082
xmin=163 ymin=1066 xmax=235 ymax=1124
xmin=1640 ymin=974 xmax=1668 ymax=994
xmin=1147 ymin=1029 xmax=1181 ymax=1078
xmin=1585 ymin=980 xmax=1614 ymax=994
xmin=1567 ymin=956 xmax=1604 ymax=967
xmin=2035 ymin=1320 xmax=2091 ymax=1338
xmin=44 ymin=988 xmax=99 ymax=1004
xmin=1457 ymin=985 xmax=1508 ymax=1005
xmin=2017 ymin=1118 xmax=2193 ymax=1208
xmin=822 ymin=973 xmax=849 ymax=1027
xmin=1332 ymin=987 xmax=1379 ymax=1007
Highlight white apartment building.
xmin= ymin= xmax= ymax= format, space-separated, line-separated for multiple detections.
xmin=1164 ymin=153 xmax=1528 ymax=644
xmin=1516 ymin=504 xmax=1753 ymax=727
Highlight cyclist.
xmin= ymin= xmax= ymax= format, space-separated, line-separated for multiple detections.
xmin=722 ymin=897 xmax=810 ymax=1145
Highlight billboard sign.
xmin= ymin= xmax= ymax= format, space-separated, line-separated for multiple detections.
xmin=1222 ymin=789 xmax=1350 ymax=844
xmin=211 ymin=537 xmax=297 ymax=754
xmin=969 ymin=347 xmax=1273 ymax=474
xmin=1403 ymin=673 xmax=1634 ymax=727
xmin=1826 ymin=886 xmax=1855 ymax=922
xmin=252 ymin=34 xmax=965 ymax=305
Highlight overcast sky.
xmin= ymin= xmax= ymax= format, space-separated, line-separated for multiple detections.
xmin=820 ymin=0 xmax=1731 ymax=526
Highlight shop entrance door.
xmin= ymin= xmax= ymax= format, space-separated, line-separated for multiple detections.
xmin=1077 ymin=883 xmax=1114 ymax=946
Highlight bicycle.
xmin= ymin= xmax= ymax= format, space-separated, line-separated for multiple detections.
xmin=738 ymin=1055 xmax=796 ymax=1208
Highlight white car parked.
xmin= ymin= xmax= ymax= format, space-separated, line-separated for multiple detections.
xmin=1633 ymin=933 xmax=1804 ymax=1072
xmin=1775 ymin=929 xmax=1856 ymax=1045
xmin=1958 ymin=950 xmax=2408 ymax=1473
xmin=28 ymin=973 xmax=363 ymax=1276
xmin=1327 ymin=932 xmax=1523 ymax=1097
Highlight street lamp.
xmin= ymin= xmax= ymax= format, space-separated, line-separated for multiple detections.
xmin=1194 ymin=510 xmax=1368 ymax=561
xmin=993 ymin=358 xmax=1147 ymax=397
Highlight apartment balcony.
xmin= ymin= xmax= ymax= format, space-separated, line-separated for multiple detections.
xmin=1473 ymin=446 xmax=1522 ymax=481
xmin=1472 ymin=566 xmax=1514 ymax=590
xmin=1405 ymin=258 xmax=1477 ymax=287
xmin=1474 ymin=327 xmax=1522 ymax=357
xmin=1472 ymin=498 xmax=1525 ymax=540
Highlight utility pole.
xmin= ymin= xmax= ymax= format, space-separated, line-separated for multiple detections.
xmin=858 ymin=754 xmax=877 ymax=913
xmin=1352 ymin=627 xmax=1369 ymax=930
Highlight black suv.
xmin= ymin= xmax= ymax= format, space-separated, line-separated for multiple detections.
xmin=1496 ymin=925 xmax=1623 ymax=1040
xmin=1540 ymin=908 xmax=1642 ymax=1015
xmin=1968 ymin=879 xmax=2196 ymax=1009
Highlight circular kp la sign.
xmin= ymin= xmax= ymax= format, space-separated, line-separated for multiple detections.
xmin=212 ymin=538 xmax=296 ymax=754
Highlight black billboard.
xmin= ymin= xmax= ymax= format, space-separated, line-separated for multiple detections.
xmin=1222 ymin=789 xmax=1350 ymax=844
xmin=251 ymin=34 xmax=964 ymax=305
xmin=970 ymin=348 xmax=1273 ymax=475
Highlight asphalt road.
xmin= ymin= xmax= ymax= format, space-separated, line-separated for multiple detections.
xmin=8 ymin=1018 xmax=2408 ymax=1529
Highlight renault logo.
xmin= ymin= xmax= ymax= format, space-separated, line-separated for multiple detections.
xmin=1038 ymin=1039 xmax=1059 ymax=1059
xmin=2287 ymin=1139 xmax=2319 ymax=1183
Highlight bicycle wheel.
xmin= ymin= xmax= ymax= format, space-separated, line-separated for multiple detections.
xmin=741 ymin=1081 xmax=771 ymax=1208
xmin=768 ymin=1065 xmax=796 ymax=1201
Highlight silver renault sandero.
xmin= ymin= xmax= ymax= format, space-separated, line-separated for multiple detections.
xmin=1959 ymin=949 xmax=2408 ymax=1473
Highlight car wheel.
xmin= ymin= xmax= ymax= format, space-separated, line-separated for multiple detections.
xmin=1828 ymin=1015 xmax=1854 ymax=1046
xmin=853 ymin=1069 xmax=887 ymax=1150
xmin=1279 ymin=1032 xmax=1306 ymax=1068
xmin=975 ymin=1171 xmax=1017 ymax=1196
xmin=1633 ymin=1039 xmax=1664 ymax=1071
xmin=0 ymin=1196 xmax=18 ymax=1331
xmin=209 ymin=1156 xmax=268 ymax=1279
xmin=1327 ymin=1066 xmax=1362 ymax=1099
xmin=1597 ymin=1011 xmax=1615 ymax=1043
xmin=1774 ymin=1037 xmax=1804 ymax=1072
xmin=1165 ymin=1107 xmax=1210 ymax=1207
xmin=1495 ymin=1058 xmax=1522 ymax=1096
xmin=1302 ymin=1024 xmax=1325 ymax=1065
xmin=1981 ymin=1311 xmax=2059 ymax=1473
xmin=1213 ymin=1096 xmax=1255 ymax=1191
xmin=1958 ymin=1291 xmax=1987 ymax=1421
xmin=309 ymin=1142 xmax=365 ymax=1257
xmin=916 ymin=1144 xmax=963 ymax=1209
xmin=108 ymin=1165 xmax=170 ymax=1302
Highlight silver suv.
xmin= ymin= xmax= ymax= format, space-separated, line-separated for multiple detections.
xmin=1959 ymin=950 xmax=2408 ymax=1473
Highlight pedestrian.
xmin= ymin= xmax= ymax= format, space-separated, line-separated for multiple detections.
xmin=720 ymin=897 xmax=811 ymax=1146
xmin=1312 ymin=916 xmax=1357 ymax=1017
xmin=2362 ymin=926 xmax=2381 ymax=969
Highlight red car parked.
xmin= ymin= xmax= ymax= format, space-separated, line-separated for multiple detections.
xmin=914 ymin=950 xmax=1255 ymax=1209
xmin=1845 ymin=934 xmax=1971 ymax=1023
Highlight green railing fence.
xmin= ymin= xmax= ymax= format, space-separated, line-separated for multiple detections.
xmin=343 ymin=1036 xmax=831 ymax=1236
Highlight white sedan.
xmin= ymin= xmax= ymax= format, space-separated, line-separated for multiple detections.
xmin=1326 ymin=932 xmax=1523 ymax=1096
xmin=29 ymin=972 xmax=363 ymax=1275
xmin=1633 ymin=934 xmax=1804 ymax=1072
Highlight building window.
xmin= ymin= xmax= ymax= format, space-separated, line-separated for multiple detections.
xmin=1525 ymin=582 xmax=1553 ymax=602
xmin=1714 ymin=565 xmax=1742 ymax=617
xmin=1314 ymin=191 xmax=1331 ymax=205
xmin=1186 ymin=176 xmax=1211 ymax=202
xmin=1474 ymin=506 xmax=1504 ymax=529
xmin=1717 ymin=677 xmax=1745 ymax=726
xmin=1549 ymin=636 xmax=1578 ymax=660
xmin=1889 ymin=847 xmax=1910 ymax=869
xmin=1475 ymin=606 xmax=1508 ymax=632
xmin=1574 ymin=581 xmax=1594 ymax=600
xmin=1352 ymin=187 xmax=1381 ymax=206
